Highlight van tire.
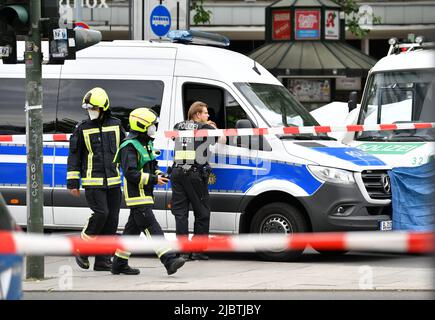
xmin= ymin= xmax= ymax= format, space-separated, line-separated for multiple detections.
xmin=250 ymin=202 xmax=308 ymax=262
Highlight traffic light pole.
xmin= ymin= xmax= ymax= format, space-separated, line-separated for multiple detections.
xmin=25 ymin=0 xmax=44 ymax=280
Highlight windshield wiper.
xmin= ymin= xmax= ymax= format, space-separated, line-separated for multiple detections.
xmin=389 ymin=135 xmax=432 ymax=142
xmin=279 ymin=134 xmax=336 ymax=141
xmin=356 ymin=136 xmax=389 ymax=141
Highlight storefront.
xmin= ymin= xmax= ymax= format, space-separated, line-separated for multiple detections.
xmin=248 ymin=0 xmax=377 ymax=111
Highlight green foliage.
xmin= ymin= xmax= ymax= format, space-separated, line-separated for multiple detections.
xmin=332 ymin=0 xmax=381 ymax=38
xmin=191 ymin=0 xmax=212 ymax=25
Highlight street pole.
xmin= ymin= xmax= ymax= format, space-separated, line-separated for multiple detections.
xmin=25 ymin=0 xmax=44 ymax=280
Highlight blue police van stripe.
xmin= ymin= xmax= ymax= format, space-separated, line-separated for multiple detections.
xmin=310 ymin=147 xmax=386 ymax=166
xmin=0 ymin=163 xmax=54 ymax=186
xmin=1 ymin=145 xmax=378 ymax=196
xmin=0 ymin=145 xmax=55 ymax=156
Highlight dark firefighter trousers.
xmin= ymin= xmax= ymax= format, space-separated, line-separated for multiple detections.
xmin=83 ymin=187 xmax=121 ymax=263
xmin=171 ymin=167 xmax=210 ymax=238
xmin=122 ymin=205 xmax=177 ymax=266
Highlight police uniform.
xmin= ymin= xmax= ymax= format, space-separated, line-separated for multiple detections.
xmin=111 ymin=108 xmax=185 ymax=276
xmin=67 ymin=87 xmax=125 ymax=270
xmin=171 ymin=120 xmax=216 ymax=243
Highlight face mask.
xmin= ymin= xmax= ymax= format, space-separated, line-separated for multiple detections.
xmin=147 ymin=124 xmax=157 ymax=138
xmin=88 ymin=109 xmax=100 ymax=120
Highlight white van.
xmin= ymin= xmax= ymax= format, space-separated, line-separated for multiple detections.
xmin=340 ymin=39 xmax=435 ymax=167
xmin=0 ymin=34 xmax=392 ymax=261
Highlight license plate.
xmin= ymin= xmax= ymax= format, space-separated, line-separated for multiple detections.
xmin=380 ymin=220 xmax=392 ymax=231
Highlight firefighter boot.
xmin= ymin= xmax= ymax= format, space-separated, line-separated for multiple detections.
xmin=165 ymin=257 xmax=185 ymax=275
xmin=94 ymin=255 xmax=113 ymax=271
xmin=75 ymin=255 xmax=90 ymax=270
xmin=111 ymin=256 xmax=140 ymax=275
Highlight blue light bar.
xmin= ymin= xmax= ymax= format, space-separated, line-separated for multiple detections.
xmin=167 ymin=30 xmax=230 ymax=47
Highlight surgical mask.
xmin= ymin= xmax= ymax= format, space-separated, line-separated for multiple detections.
xmin=147 ymin=124 xmax=157 ymax=138
xmin=88 ymin=109 xmax=100 ymax=120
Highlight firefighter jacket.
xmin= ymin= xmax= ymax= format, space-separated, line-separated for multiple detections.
xmin=67 ymin=113 xmax=126 ymax=189
xmin=115 ymin=133 xmax=163 ymax=207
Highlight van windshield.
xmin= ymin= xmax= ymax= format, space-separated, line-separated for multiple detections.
xmin=357 ymin=69 xmax=435 ymax=141
xmin=234 ymin=82 xmax=320 ymax=128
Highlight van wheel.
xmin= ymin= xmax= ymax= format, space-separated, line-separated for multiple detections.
xmin=250 ymin=202 xmax=308 ymax=262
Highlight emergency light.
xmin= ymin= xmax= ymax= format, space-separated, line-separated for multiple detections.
xmin=166 ymin=30 xmax=230 ymax=47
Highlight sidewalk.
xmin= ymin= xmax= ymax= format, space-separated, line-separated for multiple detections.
xmin=22 ymin=252 xmax=435 ymax=293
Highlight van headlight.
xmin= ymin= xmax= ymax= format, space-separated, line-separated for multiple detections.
xmin=308 ymin=165 xmax=355 ymax=184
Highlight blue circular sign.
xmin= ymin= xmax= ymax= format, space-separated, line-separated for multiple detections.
xmin=150 ymin=5 xmax=171 ymax=37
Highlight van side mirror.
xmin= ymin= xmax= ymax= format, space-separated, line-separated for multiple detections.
xmin=348 ymin=91 xmax=358 ymax=112
xmin=234 ymin=119 xmax=271 ymax=151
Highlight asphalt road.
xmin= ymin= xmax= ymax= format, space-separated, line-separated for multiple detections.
xmin=22 ymin=249 xmax=435 ymax=300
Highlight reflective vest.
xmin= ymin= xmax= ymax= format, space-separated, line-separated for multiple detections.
xmin=173 ymin=120 xmax=216 ymax=166
xmin=116 ymin=136 xmax=163 ymax=207
xmin=67 ymin=116 xmax=125 ymax=189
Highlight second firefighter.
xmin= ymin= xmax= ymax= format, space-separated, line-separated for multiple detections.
xmin=111 ymin=107 xmax=185 ymax=275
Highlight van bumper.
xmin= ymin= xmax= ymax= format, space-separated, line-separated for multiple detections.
xmin=299 ymin=182 xmax=392 ymax=232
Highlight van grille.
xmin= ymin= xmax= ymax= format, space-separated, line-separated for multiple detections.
xmin=361 ymin=170 xmax=392 ymax=200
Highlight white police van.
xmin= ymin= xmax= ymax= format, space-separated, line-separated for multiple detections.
xmin=0 ymin=31 xmax=392 ymax=261
xmin=340 ymin=38 xmax=435 ymax=168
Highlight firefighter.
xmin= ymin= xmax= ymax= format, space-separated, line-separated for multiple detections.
xmin=67 ymin=87 xmax=126 ymax=271
xmin=111 ymin=107 xmax=185 ymax=275
xmin=170 ymin=101 xmax=225 ymax=261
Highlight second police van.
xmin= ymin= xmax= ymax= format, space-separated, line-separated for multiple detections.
xmin=0 ymin=31 xmax=393 ymax=261
xmin=338 ymin=37 xmax=435 ymax=168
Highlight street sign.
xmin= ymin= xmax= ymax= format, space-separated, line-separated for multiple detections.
xmin=150 ymin=5 xmax=171 ymax=37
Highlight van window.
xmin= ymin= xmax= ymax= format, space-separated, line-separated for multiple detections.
xmin=183 ymin=83 xmax=225 ymax=128
xmin=57 ymin=79 xmax=164 ymax=133
xmin=0 ymin=78 xmax=58 ymax=134
xmin=358 ymin=69 xmax=435 ymax=141
xmin=182 ymin=82 xmax=268 ymax=150
xmin=182 ymin=83 xmax=253 ymax=129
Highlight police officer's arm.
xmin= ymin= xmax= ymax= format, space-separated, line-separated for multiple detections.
xmin=205 ymin=122 xmax=226 ymax=144
xmin=67 ymin=124 xmax=84 ymax=194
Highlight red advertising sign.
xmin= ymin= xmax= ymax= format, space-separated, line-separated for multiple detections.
xmin=272 ymin=10 xmax=291 ymax=40
xmin=295 ymin=9 xmax=320 ymax=40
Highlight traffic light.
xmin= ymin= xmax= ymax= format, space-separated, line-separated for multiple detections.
xmin=0 ymin=0 xmax=30 ymax=35
xmin=0 ymin=29 xmax=16 ymax=63
xmin=48 ymin=25 xmax=101 ymax=63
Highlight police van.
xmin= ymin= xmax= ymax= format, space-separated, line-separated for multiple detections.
xmin=0 ymin=31 xmax=392 ymax=261
xmin=340 ymin=37 xmax=435 ymax=167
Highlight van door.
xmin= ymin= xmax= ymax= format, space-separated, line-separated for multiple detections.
xmin=0 ymin=64 xmax=61 ymax=227
xmin=168 ymin=77 xmax=263 ymax=233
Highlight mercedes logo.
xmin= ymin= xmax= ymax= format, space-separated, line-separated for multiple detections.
xmin=382 ymin=174 xmax=391 ymax=193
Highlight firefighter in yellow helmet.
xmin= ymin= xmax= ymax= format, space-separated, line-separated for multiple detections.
xmin=67 ymin=87 xmax=126 ymax=271
xmin=111 ymin=107 xmax=185 ymax=275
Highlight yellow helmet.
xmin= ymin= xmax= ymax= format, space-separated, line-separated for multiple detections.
xmin=129 ymin=108 xmax=158 ymax=133
xmin=82 ymin=87 xmax=110 ymax=111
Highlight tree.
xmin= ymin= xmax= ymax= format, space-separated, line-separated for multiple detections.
xmin=191 ymin=0 xmax=211 ymax=25
xmin=332 ymin=0 xmax=381 ymax=38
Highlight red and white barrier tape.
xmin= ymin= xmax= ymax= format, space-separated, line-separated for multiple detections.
xmin=0 ymin=231 xmax=433 ymax=256
xmin=0 ymin=123 xmax=434 ymax=143
xmin=0 ymin=134 xmax=70 ymax=143
xmin=164 ymin=122 xmax=435 ymax=139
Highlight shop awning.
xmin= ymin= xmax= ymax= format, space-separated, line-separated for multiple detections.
xmin=249 ymin=41 xmax=377 ymax=77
